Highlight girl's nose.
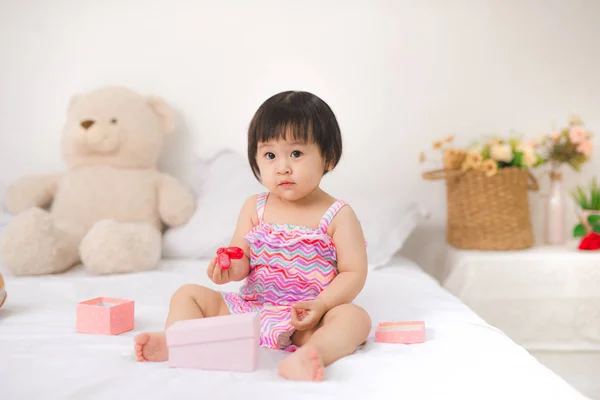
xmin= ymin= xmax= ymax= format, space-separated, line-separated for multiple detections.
xmin=277 ymin=162 xmax=291 ymax=175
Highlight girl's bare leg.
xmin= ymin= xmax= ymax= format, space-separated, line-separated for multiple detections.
xmin=134 ymin=284 xmax=230 ymax=362
xmin=278 ymin=304 xmax=371 ymax=381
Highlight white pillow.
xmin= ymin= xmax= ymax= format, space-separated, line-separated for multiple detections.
xmin=162 ymin=150 xmax=429 ymax=268
xmin=162 ymin=149 xmax=265 ymax=259
xmin=327 ymin=183 xmax=429 ymax=269
xmin=360 ymin=201 xmax=429 ymax=269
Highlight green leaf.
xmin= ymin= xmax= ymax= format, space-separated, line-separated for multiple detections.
xmin=573 ymin=223 xmax=586 ymax=237
xmin=508 ymin=137 xmax=521 ymax=149
xmin=593 ymin=224 xmax=600 ymax=234
xmin=534 ymin=154 xmax=546 ymax=167
xmin=482 ymin=146 xmax=490 ymax=159
xmin=572 ymin=178 xmax=600 ymax=211
xmin=577 ymin=187 xmax=590 ymax=209
xmin=591 ymin=177 xmax=600 ymax=210
xmin=513 ymin=152 xmax=523 ymax=167
xmin=588 ymin=215 xmax=600 ymax=224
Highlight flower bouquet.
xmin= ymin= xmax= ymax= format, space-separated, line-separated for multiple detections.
xmin=421 ymin=135 xmax=544 ymax=175
xmin=535 ymin=115 xmax=593 ymax=173
xmin=421 ymin=135 xmax=542 ymax=250
xmin=534 ymin=115 xmax=593 ymax=245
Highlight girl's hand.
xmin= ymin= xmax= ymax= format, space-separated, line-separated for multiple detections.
xmin=207 ymin=256 xmax=232 ymax=285
xmin=290 ymin=299 xmax=328 ymax=331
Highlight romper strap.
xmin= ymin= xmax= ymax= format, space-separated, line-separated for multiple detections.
xmin=318 ymin=200 xmax=348 ymax=233
xmin=256 ymin=192 xmax=269 ymax=222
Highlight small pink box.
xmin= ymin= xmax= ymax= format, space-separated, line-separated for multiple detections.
xmin=375 ymin=320 xmax=425 ymax=344
xmin=76 ymin=297 xmax=135 ymax=335
xmin=166 ymin=312 xmax=260 ymax=372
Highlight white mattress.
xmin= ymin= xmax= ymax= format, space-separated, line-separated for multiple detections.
xmin=0 ymin=256 xmax=587 ymax=400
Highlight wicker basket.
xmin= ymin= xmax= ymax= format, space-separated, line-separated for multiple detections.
xmin=422 ymin=166 xmax=539 ymax=250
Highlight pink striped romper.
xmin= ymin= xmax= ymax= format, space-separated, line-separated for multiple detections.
xmin=222 ymin=192 xmax=347 ymax=352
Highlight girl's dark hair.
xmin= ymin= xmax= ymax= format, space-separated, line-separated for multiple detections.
xmin=247 ymin=91 xmax=343 ymax=181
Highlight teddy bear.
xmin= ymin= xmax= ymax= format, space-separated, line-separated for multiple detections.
xmin=0 ymin=86 xmax=196 ymax=275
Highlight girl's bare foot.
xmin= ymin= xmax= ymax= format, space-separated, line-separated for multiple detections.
xmin=134 ymin=332 xmax=168 ymax=362
xmin=277 ymin=344 xmax=324 ymax=381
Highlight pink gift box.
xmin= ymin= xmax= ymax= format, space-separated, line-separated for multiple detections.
xmin=375 ymin=320 xmax=425 ymax=344
xmin=166 ymin=312 xmax=260 ymax=372
xmin=76 ymin=297 xmax=134 ymax=335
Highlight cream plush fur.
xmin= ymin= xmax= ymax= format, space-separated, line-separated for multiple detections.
xmin=0 ymin=86 xmax=196 ymax=275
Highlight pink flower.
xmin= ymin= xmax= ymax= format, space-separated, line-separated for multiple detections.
xmin=577 ymin=139 xmax=593 ymax=157
xmin=551 ymin=131 xmax=560 ymax=142
xmin=569 ymin=126 xmax=588 ymax=144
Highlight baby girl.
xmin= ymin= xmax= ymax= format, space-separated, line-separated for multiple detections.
xmin=134 ymin=90 xmax=371 ymax=381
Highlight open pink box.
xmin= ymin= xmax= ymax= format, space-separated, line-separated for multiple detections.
xmin=166 ymin=312 xmax=260 ymax=372
xmin=76 ymin=297 xmax=135 ymax=335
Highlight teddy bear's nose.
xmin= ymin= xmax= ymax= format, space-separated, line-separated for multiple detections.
xmin=81 ymin=120 xmax=95 ymax=130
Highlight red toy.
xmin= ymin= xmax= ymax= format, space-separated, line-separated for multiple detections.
xmin=578 ymin=232 xmax=600 ymax=250
xmin=216 ymin=246 xmax=244 ymax=270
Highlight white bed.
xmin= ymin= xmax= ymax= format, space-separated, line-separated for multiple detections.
xmin=0 ymin=255 xmax=587 ymax=400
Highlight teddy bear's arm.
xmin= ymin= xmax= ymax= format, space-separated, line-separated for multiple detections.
xmin=4 ymin=174 xmax=62 ymax=214
xmin=157 ymin=173 xmax=196 ymax=227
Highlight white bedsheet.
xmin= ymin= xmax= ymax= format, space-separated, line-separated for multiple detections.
xmin=0 ymin=256 xmax=587 ymax=400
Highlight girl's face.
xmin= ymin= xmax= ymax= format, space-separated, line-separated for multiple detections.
xmin=256 ymin=138 xmax=327 ymax=202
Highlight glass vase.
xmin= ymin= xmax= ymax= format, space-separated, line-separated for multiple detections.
xmin=545 ymin=168 xmax=566 ymax=245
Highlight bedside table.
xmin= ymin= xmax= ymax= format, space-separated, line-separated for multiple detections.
xmin=440 ymin=241 xmax=600 ymax=351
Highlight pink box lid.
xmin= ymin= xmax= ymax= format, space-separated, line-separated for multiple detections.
xmin=376 ymin=321 xmax=425 ymax=332
xmin=166 ymin=312 xmax=259 ymax=347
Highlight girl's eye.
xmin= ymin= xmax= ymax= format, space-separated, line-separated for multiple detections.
xmin=291 ymin=151 xmax=302 ymax=158
xmin=265 ymin=152 xmax=275 ymax=160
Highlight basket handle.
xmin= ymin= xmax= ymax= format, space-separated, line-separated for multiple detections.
xmin=423 ymin=168 xmax=541 ymax=191
xmin=527 ymin=171 xmax=539 ymax=191
xmin=422 ymin=169 xmax=462 ymax=180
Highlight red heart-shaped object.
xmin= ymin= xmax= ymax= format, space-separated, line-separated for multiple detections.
xmin=226 ymin=246 xmax=244 ymax=259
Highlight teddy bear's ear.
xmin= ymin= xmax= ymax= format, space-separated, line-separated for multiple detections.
xmin=147 ymin=96 xmax=176 ymax=135
xmin=68 ymin=94 xmax=82 ymax=111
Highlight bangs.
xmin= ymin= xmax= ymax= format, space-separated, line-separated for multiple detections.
xmin=253 ymin=105 xmax=315 ymax=145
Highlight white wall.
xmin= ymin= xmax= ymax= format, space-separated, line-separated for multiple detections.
xmin=1 ymin=0 xmax=599 ymax=276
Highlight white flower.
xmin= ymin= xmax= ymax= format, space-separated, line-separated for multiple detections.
xmin=490 ymin=143 xmax=514 ymax=163
xmin=516 ymin=142 xmax=533 ymax=153
xmin=523 ymin=151 xmax=537 ymax=167
xmin=517 ymin=142 xmax=537 ymax=167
